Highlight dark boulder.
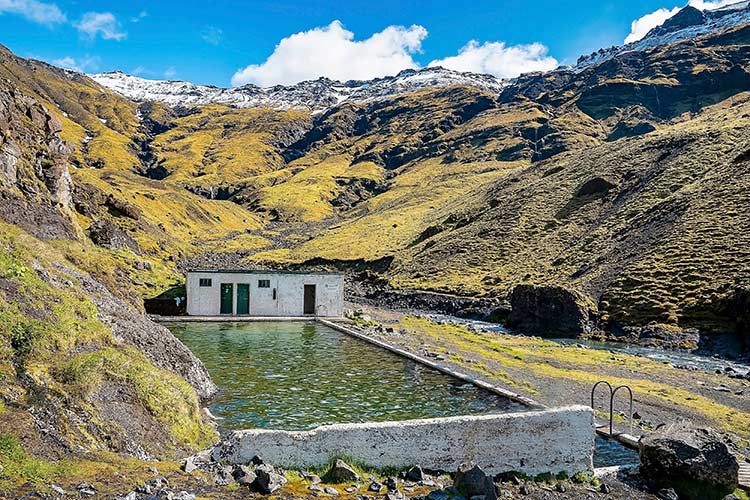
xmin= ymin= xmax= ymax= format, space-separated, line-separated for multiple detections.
xmin=251 ymin=464 xmax=287 ymax=494
xmin=507 ymin=284 xmax=596 ymax=337
xmin=453 ymin=464 xmax=497 ymax=500
xmin=405 ymin=465 xmax=425 ymax=482
xmin=89 ymin=219 xmax=139 ymax=252
xmin=232 ymin=465 xmax=256 ymax=485
xmin=639 ymin=423 xmax=739 ymax=499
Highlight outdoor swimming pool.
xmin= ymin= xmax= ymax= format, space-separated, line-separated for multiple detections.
xmin=167 ymin=321 xmax=529 ymax=431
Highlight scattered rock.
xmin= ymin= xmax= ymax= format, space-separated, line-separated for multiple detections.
xmin=405 ymin=465 xmax=425 ymax=482
xmin=426 ymin=490 xmax=450 ymax=500
xmin=232 ymin=464 xmax=257 ymax=485
xmin=306 ymin=473 xmax=322 ymax=484
xmin=251 ymin=464 xmax=287 ymax=494
xmin=555 ymin=483 xmax=566 ymax=493
xmin=453 ymin=464 xmax=497 ymax=500
xmin=657 ymin=488 xmax=679 ymax=500
xmin=384 ymin=476 xmax=399 ymax=491
xmin=170 ymin=492 xmax=195 ymax=500
xmin=50 ymin=485 xmax=65 ymax=495
xmin=640 ymin=423 xmax=739 ymax=498
xmin=324 ymin=486 xmax=340 ymax=495
xmin=368 ymin=481 xmax=384 ymax=492
xmin=600 ymin=482 xmax=611 ymax=494
xmin=519 ymin=483 xmax=532 ymax=495
xmin=135 ymin=484 xmax=152 ymax=494
xmin=325 ymin=459 xmax=361 ymax=483
xmin=182 ymin=456 xmax=199 ymax=474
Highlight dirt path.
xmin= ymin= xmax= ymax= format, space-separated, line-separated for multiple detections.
xmin=347 ymin=303 xmax=750 ymax=457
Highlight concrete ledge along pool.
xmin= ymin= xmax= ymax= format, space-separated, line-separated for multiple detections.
xmin=166 ymin=321 xmax=632 ymax=474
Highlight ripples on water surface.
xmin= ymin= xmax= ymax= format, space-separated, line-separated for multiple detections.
xmin=167 ymin=321 xmax=527 ymax=431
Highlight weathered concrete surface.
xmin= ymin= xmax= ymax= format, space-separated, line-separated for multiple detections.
xmin=214 ymin=406 xmax=595 ymax=476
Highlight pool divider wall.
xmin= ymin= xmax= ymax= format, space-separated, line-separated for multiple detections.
xmin=318 ymin=319 xmax=545 ymax=410
xmin=214 ymin=406 xmax=596 ymax=476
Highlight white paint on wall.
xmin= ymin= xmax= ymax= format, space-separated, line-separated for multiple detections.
xmin=186 ymin=271 xmax=344 ymax=317
xmin=214 ymin=406 xmax=595 ymax=476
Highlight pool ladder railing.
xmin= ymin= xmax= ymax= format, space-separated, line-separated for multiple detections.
xmin=591 ymin=380 xmax=634 ymax=436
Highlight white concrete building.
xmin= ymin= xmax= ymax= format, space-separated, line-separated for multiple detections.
xmin=186 ymin=270 xmax=344 ymax=317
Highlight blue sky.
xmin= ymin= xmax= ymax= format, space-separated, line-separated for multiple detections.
xmin=0 ymin=0 xmax=728 ymax=86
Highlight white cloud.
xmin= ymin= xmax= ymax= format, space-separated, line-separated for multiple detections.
xmin=625 ymin=1 xmax=738 ymax=43
xmin=75 ymin=11 xmax=126 ymax=41
xmin=53 ymin=54 xmax=100 ymax=72
xmin=428 ymin=40 xmax=558 ymax=79
xmin=164 ymin=66 xmax=177 ymax=79
xmin=0 ymin=0 xmax=66 ymax=25
xmin=130 ymin=10 xmax=147 ymax=23
xmin=201 ymin=25 xmax=223 ymax=45
xmin=231 ymin=20 xmax=427 ymax=87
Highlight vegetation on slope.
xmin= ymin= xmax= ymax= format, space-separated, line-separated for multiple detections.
xmin=0 ymin=224 xmax=216 ymax=464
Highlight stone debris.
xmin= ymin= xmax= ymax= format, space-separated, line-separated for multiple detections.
xmin=325 ymin=458 xmax=361 ymax=483
xmin=384 ymin=476 xmax=399 ymax=491
xmin=232 ymin=464 xmax=257 ymax=485
xmin=368 ymin=480 xmax=384 ymax=492
xmin=252 ymin=463 xmax=288 ymax=494
xmin=453 ymin=463 xmax=497 ymax=500
xmin=405 ymin=465 xmax=425 ymax=482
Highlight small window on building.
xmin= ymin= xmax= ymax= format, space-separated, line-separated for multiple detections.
xmin=258 ymin=279 xmax=270 ymax=288
xmin=272 ymin=288 xmax=277 ymax=300
xmin=199 ymin=278 xmax=212 ymax=287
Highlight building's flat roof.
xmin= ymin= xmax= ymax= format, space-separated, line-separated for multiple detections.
xmin=187 ymin=269 xmax=343 ymax=276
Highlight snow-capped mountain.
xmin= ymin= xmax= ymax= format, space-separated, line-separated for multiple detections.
xmin=573 ymin=1 xmax=750 ymax=70
xmin=90 ymin=1 xmax=750 ymax=112
xmin=90 ymin=67 xmax=506 ymax=112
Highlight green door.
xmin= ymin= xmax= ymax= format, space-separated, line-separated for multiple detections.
xmin=220 ymin=283 xmax=233 ymax=314
xmin=237 ymin=284 xmax=250 ymax=315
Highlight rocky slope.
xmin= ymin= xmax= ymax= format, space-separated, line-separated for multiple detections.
xmin=0 ymin=52 xmax=218 ymax=488
xmin=574 ymin=1 xmax=750 ymax=69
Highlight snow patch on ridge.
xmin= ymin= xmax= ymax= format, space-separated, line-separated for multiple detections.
xmin=89 ymin=67 xmax=507 ymax=112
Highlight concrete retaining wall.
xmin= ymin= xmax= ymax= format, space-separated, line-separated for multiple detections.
xmin=214 ymin=406 xmax=595 ymax=476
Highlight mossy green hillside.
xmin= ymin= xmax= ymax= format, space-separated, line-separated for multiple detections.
xmin=0 ymin=223 xmax=216 ymax=459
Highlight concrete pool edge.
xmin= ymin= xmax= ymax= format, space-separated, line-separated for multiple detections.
xmin=318 ymin=318 xmax=545 ymax=410
xmin=319 ymin=319 xmax=644 ymax=454
xmin=214 ymin=405 xmax=596 ymax=476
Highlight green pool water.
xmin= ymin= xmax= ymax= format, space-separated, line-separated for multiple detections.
xmin=167 ymin=321 xmax=528 ymax=431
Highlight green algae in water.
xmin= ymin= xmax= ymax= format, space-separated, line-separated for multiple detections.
xmin=167 ymin=321 xmax=528 ymax=431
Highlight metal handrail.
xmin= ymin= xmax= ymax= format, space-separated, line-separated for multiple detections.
xmin=610 ymin=385 xmax=634 ymax=436
xmin=590 ymin=380 xmax=613 ymax=415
